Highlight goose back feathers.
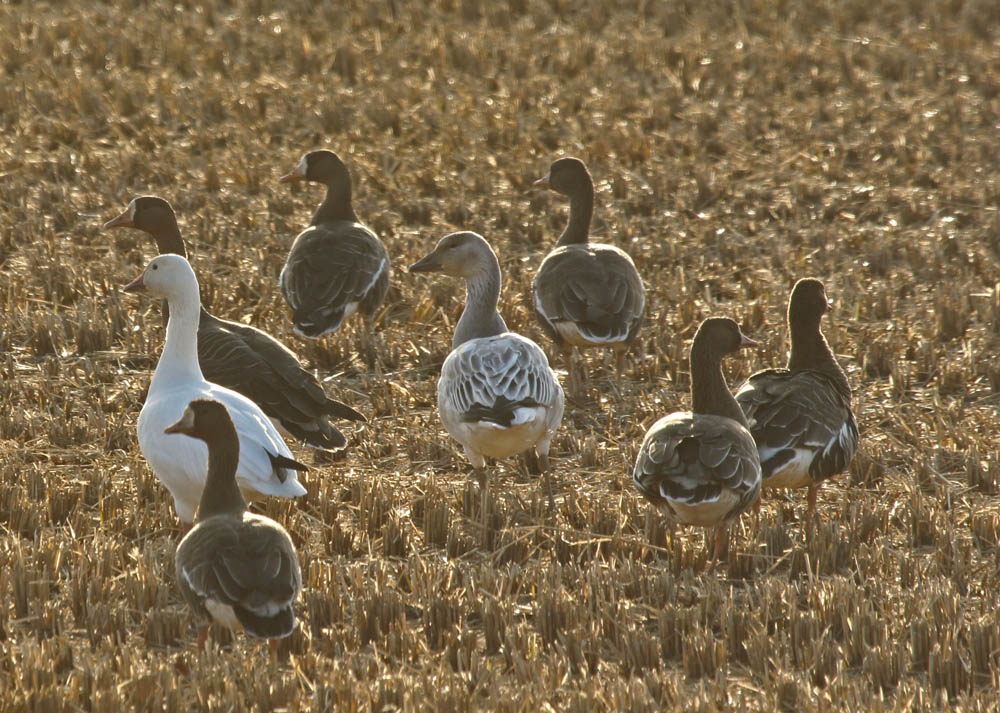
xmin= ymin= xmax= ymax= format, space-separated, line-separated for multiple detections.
xmin=105 ymin=196 xmax=364 ymax=452
xmin=167 ymin=399 xmax=302 ymax=639
xmin=279 ymin=150 xmax=390 ymax=337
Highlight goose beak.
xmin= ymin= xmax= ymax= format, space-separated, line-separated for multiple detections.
xmin=740 ymin=334 xmax=759 ymax=348
xmin=103 ymin=209 xmax=134 ymax=229
xmin=408 ymin=253 xmax=440 ymax=273
xmin=533 ymin=175 xmax=551 ymax=189
xmin=122 ymin=274 xmax=145 ymax=293
xmin=164 ymin=408 xmax=196 ymax=436
xmin=278 ymin=171 xmax=305 ymax=184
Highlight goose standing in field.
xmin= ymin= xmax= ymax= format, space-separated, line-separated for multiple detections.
xmin=532 ymin=157 xmax=645 ymax=389
xmin=409 ymin=232 xmax=565 ymax=508
xmin=633 ymin=318 xmax=761 ymax=566
xmin=123 ymin=254 xmax=308 ymax=526
xmin=735 ymin=278 xmax=859 ymax=525
xmin=105 ymin=196 xmax=365 ymax=452
xmin=278 ymin=150 xmax=390 ymax=339
xmin=167 ymin=399 xmax=302 ymax=646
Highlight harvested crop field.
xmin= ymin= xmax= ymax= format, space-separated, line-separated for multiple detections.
xmin=3 ymin=0 xmax=1000 ymax=710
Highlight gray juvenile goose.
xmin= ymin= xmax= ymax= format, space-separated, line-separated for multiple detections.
xmin=532 ymin=157 xmax=646 ymax=385
xmin=279 ymin=150 xmax=390 ymax=338
xmin=409 ymin=232 xmax=564 ymax=507
xmin=105 ymin=196 xmax=364 ymax=452
xmin=633 ymin=318 xmax=761 ymax=565
xmin=735 ymin=278 xmax=859 ymax=523
xmin=167 ymin=398 xmax=302 ymax=644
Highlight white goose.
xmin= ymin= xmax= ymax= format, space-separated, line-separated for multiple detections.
xmin=409 ymin=232 xmax=564 ymax=507
xmin=124 ymin=254 xmax=307 ymax=525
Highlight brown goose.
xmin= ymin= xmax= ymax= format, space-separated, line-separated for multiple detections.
xmin=633 ymin=318 xmax=761 ymax=565
xmin=105 ymin=196 xmax=364 ymax=452
xmin=735 ymin=278 xmax=859 ymax=522
xmin=532 ymin=157 xmax=645 ymax=385
xmin=278 ymin=150 xmax=390 ymax=338
xmin=167 ymin=398 xmax=302 ymax=643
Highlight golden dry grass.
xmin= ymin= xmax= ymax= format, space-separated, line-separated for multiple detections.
xmin=2 ymin=0 xmax=1000 ymax=710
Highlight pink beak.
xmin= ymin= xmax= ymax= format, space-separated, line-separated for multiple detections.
xmin=122 ymin=274 xmax=145 ymax=293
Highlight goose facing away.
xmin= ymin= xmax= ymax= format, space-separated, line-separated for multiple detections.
xmin=278 ymin=150 xmax=390 ymax=338
xmin=166 ymin=399 xmax=302 ymax=641
xmin=532 ymin=157 xmax=646 ymax=382
xmin=735 ymin=278 xmax=859 ymax=522
xmin=123 ymin=254 xmax=308 ymax=525
xmin=105 ymin=196 xmax=365 ymax=452
xmin=409 ymin=231 xmax=565 ymax=507
xmin=633 ymin=318 xmax=761 ymax=565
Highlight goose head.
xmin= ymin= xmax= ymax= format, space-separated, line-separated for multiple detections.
xmin=408 ymin=231 xmax=496 ymax=279
xmin=533 ymin=157 xmax=592 ymax=197
xmin=122 ymin=253 xmax=199 ymax=304
xmin=279 ymin=149 xmax=350 ymax=187
xmin=104 ymin=196 xmax=176 ymax=232
xmin=692 ymin=317 xmax=758 ymax=361
xmin=104 ymin=196 xmax=184 ymax=256
xmin=164 ymin=398 xmax=235 ymax=443
xmin=787 ymin=278 xmax=830 ymax=330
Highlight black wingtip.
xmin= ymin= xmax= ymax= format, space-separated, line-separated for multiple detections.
xmin=267 ymin=452 xmax=309 ymax=482
xmin=326 ymin=399 xmax=367 ymax=423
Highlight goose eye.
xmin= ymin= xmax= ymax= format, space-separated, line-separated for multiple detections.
xmin=152 ymin=265 xmax=158 ymax=270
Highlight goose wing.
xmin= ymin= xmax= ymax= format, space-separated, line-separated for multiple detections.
xmin=176 ymin=514 xmax=302 ymax=638
xmin=736 ymin=369 xmax=859 ymax=483
xmin=438 ymin=333 xmax=562 ymax=424
xmin=279 ymin=222 xmax=390 ymax=337
xmin=532 ymin=244 xmax=645 ymax=345
xmin=633 ymin=412 xmax=761 ymax=525
xmin=198 ymin=312 xmax=363 ymax=450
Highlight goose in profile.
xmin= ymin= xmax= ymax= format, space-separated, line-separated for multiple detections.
xmin=532 ymin=157 xmax=645 ymax=388
xmin=123 ymin=254 xmax=308 ymax=526
xmin=633 ymin=318 xmax=761 ymax=565
xmin=105 ymin=196 xmax=365 ymax=452
xmin=278 ymin=150 xmax=390 ymax=338
xmin=735 ymin=278 xmax=859 ymax=524
xmin=409 ymin=232 xmax=564 ymax=507
xmin=167 ymin=399 xmax=302 ymax=645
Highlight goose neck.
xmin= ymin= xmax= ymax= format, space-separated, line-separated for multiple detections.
xmin=152 ymin=290 xmax=204 ymax=390
xmin=689 ymin=348 xmax=749 ymax=428
xmin=787 ymin=323 xmax=851 ymax=396
xmin=312 ymin=182 xmax=358 ymax=225
xmin=196 ymin=433 xmax=247 ymax=519
xmin=151 ymin=222 xmax=187 ymax=258
xmin=453 ymin=263 xmax=507 ymax=348
xmin=555 ymin=185 xmax=594 ymax=247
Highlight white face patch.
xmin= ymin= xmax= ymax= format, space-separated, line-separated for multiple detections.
xmin=294 ymin=155 xmax=308 ymax=177
xmin=128 ymin=199 xmax=138 ymax=222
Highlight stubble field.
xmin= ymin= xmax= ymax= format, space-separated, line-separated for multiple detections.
xmin=2 ymin=0 xmax=1000 ymax=710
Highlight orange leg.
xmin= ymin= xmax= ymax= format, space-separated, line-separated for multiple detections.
xmin=709 ymin=526 xmax=728 ymax=570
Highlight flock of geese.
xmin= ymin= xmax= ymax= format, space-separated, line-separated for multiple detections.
xmin=101 ymin=150 xmax=859 ymax=646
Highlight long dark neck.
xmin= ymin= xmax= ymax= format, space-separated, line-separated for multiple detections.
xmin=149 ymin=223 xmax=187 ymax=259
xmin=788 ymin=320 xmax=851 ymax=398
xmin=196 ymin=429 xmax=247 ymax=519
xmin=311 ymin=181 xmax=358 ymax=226
xmin=556 ymin=181 xmax=594 ymax=247
xmin=690 ymin=348 xmax=749 ymax=428
xmin=453 ymin=260 xmax=507 ymax=349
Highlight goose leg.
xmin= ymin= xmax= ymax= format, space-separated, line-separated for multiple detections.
xmin=538 ymin=451 xmax=554 ymax=511
xmin=805 ymin=483 xmax=819 ymax=539
xmin=709 ymin=526 xmax=728 ymax=571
